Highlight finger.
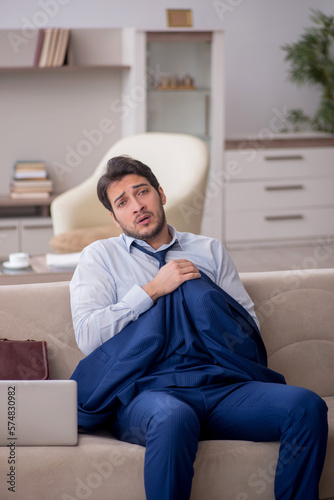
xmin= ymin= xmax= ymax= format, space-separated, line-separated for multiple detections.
xmin=180 ymin=271 xmax=201 ymax=283
xmin=180 ymin=262 xmax=200 ymax=273
xmin=169 ymin=259 xmax=198 ymax=269
xmin=169 ymin=259 xmax=192 ymax=265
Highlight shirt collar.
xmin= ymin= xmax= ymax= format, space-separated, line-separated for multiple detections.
xmin=123 ymin=225 xmax=183 ymax=253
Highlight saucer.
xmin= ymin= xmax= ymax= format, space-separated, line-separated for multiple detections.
xmin=3 ymin=260 xmax=30 ymax=270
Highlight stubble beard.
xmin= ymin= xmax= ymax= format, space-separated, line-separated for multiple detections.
xmin=114 ymin=201 xmax=167 ymax=244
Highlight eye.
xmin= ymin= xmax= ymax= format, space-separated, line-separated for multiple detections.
xmin=138 ymin=189 xmax=148 ymax=196
xmin=118 ymin=200 xmax=126 ymax=207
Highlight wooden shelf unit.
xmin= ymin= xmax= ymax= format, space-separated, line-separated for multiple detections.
xmin=0 ymin=195 xmax=56 ymax=217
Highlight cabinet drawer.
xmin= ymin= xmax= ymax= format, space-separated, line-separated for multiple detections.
xmin=0 ymin=219 xmax=20 ymax=256
xmin=225 ymin=148 xmax=334 ymax=181
xmin=226 ymin=207 xmax=334 ymax=243
xmin=20 ymin=218 xmax=54 ymax=254
xmin=226 ymin=178 xmax=334 ymax=211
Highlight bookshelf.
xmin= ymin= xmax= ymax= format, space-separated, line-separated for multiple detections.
xmin=0 ymin=195 xmax=56 ymax=217
xmin=0 ymin=28 xmax=134 ymax=70
xmin=0 ymin=27 xmax=147 ymax=256
xmin=0 ymin=27 xmax=145 ymax=147
xmin=0 ymin=27 xmax=224 ymax=255
xmin=0 ymin=28 xmax=146 ymax=256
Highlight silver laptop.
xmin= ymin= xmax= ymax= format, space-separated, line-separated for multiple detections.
xmin=0 ymin=380 xmax=78 ymax=446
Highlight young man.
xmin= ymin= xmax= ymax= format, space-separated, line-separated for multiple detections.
xmin=70 ymin=155 xmax=328 ymax=500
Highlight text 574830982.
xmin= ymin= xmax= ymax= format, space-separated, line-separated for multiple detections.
xmin=7 ymin=386 xmax=16 ymax=493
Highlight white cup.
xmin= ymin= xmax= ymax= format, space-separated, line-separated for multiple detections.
xmin=8 ymin=252 xmax=29 ymax=267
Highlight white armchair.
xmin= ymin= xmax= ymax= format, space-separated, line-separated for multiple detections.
xmin=50 ymin=132 xmax=209 ymax=253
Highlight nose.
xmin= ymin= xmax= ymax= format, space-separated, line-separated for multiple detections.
xmin=131 ymin=197 xmax=145 ymax=214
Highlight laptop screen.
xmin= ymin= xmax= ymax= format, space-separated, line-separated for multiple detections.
xmin=0 ymin=380 xmax=77 ymax=446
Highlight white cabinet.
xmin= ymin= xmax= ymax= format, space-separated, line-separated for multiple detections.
xmin=224 ymin=141 xmax=334 ymax=247
xmin=145 ymin=31 xmax=224 ymax=241
xmin=0 ymin=197 xmax=54 ymax=257
xmin=0 ymin=217 xmax=53 ymax=257
xmin=20 ymin=217 xmax=54 ymax=254
xmin=0 ymin=219 xmax=20 ymax=256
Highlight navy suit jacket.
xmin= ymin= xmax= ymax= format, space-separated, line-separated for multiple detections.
xmin=71 ymin=272 xmax=286 ymax=429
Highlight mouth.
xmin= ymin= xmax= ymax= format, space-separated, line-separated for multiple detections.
xmin=136 ymin=214 xmax=152 ymax=225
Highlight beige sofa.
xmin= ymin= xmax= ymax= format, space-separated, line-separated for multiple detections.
xmin=0 ymin=268 xmax=333 ymax=500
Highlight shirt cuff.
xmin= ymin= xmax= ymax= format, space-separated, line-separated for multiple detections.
xmin=122 ymin=284 xmax=154 ymax=318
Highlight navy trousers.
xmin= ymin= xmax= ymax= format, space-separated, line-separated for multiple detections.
xmin=111 ymin=382 xmax=328 ymax=500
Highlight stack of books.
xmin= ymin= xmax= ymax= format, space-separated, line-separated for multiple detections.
xmin=34 ymin=28 xmax=70 ymax=68
xmin=10 ymin=161 xmax=53 ymax=199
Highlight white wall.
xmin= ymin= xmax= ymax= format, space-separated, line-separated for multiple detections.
xmin=222 ymin=0 xmax=333 ymax=138
xmin=1 ymin=0 xmax=333 ymax=139
xmin=0 ymin=68 xmax=123 ymax=194
xmin=0 ymin=0 xmax=333 ymax=194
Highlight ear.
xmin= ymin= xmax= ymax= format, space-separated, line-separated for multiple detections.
xmin=110 ymin=212 xmax=120 ymax=228
xmin=158 ymin=186 xmax=167 ymax=205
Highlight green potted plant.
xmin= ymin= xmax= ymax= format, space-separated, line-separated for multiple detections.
xmin=282 ymin=9 xmax=334 ymax=134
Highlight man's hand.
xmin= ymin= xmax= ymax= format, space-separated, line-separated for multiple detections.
xmin=143 ymin=259 xmax=201 ymax=301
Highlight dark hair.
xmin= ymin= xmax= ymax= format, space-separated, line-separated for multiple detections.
xmin=97 ymin=155 xmax=160 ymax=213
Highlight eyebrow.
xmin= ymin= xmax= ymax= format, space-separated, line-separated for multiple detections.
xmin=113 ymin=183 xmax=150 ymax=205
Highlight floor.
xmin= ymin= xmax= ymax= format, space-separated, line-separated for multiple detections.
xmin=228 ymin=242 xmax=334 ymax=273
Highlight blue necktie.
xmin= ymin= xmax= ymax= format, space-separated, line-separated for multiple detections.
xmin=131 ymin=241 xmax=176 ymax=268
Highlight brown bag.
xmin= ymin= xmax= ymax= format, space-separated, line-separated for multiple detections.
xmin=0 ymin=339 xmax=50 ymax=380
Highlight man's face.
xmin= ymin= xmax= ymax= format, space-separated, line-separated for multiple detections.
xmin=107 ymin=174 xmax=167 ymax=242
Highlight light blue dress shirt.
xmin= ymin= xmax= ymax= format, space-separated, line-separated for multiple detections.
xmin=70 ymin=226 xmax=259 ymax=355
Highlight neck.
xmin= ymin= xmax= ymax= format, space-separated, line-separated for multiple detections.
xmin=145 ymin=223 xmax=172 ymax=250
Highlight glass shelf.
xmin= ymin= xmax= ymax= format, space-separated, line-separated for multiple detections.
xmin=147 ymin=91 xmax=211 ymax=137
xmin=146 ymin=34 xmax=212 ymax=139
xmin=148 ymin=88 xmax=211 ymax=93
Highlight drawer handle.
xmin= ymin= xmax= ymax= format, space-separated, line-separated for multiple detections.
xmin=264 ymin=155 xmax=304 ymax=161
xmin=0 ymin=226 xmax=17 ymax=231
xmin=265 ymin=215 xmax=304 ymax=221
xmin=23 ymin=225 xmax=53 ymax=230
xmin=264 ymin=184 xmax=304 ymax=191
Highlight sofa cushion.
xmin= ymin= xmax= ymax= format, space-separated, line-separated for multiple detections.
xmin=242 ymin=269 xmax=334 ymax=397
xmin=0 ymin=281 xmax=84 ymax=380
